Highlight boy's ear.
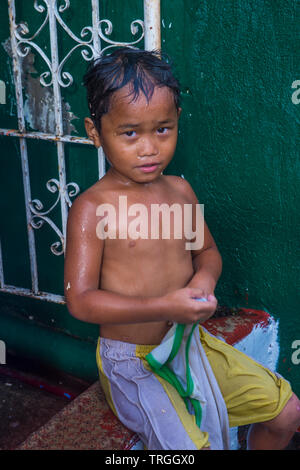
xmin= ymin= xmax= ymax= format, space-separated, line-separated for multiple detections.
xmin=84 ymin=117 xmax=102 ymax=148
xmin=177 ymin=107 xmax=182 ymax=118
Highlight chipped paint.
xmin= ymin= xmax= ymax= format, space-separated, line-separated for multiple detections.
xmin=2 ymin=37 xmax=78 ymax=134
xmin=203 ymin=310 xmax=270 ymax=345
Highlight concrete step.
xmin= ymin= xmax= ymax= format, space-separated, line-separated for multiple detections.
xmin=16 ymin=309 xmax=283 ymax=450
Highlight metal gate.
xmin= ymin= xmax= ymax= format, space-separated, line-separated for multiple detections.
xmin=0 ymin=0 xmax=161 ymax=304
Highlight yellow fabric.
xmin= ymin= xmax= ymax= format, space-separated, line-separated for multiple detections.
xmin=96 ymin=327 xmax=293 ymax=448
xmin=198 ymin=326 xmax=293 ymax=427
xmin=135 ymin=328 xmax=293 ymax=428
xmin=135 ymin=343 xmax=156 ymax=357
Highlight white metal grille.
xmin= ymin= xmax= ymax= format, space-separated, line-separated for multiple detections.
xmin=0 ymin=0 xmax=161 ymax=303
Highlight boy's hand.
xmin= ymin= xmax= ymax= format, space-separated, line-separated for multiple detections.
xmin=185 ymin=276 xmax=217 ymax=300
xmin=161 ymin=287 xmax=217 ymax=325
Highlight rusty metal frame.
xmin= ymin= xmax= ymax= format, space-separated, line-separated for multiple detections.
xmin=0 ymin=0 xmax=161 ymax=304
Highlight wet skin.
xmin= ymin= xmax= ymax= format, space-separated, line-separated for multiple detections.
xmin=64 ymin=85 xmax=221 ymax=344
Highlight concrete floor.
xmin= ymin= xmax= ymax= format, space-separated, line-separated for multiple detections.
xmin=0 ymin=372 xmax=68 ymax=449
xmin=0 ymin=353 xmax=91 ymax=450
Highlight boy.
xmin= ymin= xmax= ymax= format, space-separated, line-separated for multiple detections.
xmin=64 ymin=48 xmax=300 ymax=450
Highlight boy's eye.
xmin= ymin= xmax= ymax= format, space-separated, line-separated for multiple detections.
xmin=157 ymin=127 xmax=168 ymax=134
xmin=125 ymin=130 xmax=136 ymax=137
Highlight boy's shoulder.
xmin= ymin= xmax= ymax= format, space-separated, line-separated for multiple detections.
xmin=163 ymin=174 xmax=198 ymax=202
xmin=67 ymin=177 xmax=110 ymax=227
xmin=70 ymin=175 xmax=113 ymax=208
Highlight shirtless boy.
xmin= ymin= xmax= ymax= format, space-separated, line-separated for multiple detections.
xmin=64 ymin=47 xmax=300 ymax=450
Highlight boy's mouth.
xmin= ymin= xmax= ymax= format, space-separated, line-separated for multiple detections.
xmin=137 ymin=162 xmax=160 ymax=173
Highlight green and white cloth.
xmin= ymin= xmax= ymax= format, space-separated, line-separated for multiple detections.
xmin=145 ymin=322 xmax=231 ymax=450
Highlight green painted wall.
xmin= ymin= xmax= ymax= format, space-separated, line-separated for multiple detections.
xmin=160 ymin=0 xmax=300 ymax=392
xmin=0 ymin=1 xmax=299 ymax=395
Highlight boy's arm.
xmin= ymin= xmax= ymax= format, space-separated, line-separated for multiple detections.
xmin=174 ymin=176 xmax=222 ymax=296
xmin=64 ymin=194 xmax=164 ymax=324
xmin=187 ymin=221 xmax=222 ymax=296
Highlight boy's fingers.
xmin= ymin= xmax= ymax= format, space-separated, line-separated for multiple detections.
xmin=188 ymin=287 xmax=205 ymax=297
xmin=188 ymin=290 xmax=217 ymax=304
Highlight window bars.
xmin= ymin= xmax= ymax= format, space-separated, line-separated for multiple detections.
xmin=0 ymin=0 xmax=161 ymax=303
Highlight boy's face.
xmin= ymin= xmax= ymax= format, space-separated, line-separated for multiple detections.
xmin=85 ymin=84 xmax=181 ymax=185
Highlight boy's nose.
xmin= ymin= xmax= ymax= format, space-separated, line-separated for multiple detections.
xmin=137 ymin=137 xmax=158 ymax=157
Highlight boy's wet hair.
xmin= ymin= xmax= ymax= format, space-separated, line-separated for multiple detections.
xmin=83 ymin=47 xmax=181 ymax=133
